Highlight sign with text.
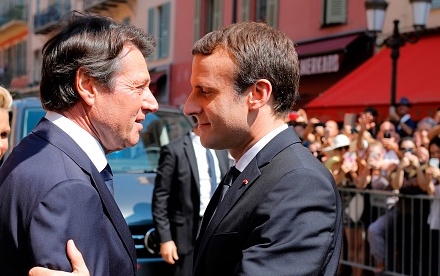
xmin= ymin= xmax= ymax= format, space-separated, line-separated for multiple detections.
xmin=300 ymin=53 xmax=340 ymax=75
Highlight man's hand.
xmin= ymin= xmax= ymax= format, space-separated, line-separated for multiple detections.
xmin=160 ymin=240 xmax=179 ymax=264
xmin=29 ymin=240 xmax=90 ymax=276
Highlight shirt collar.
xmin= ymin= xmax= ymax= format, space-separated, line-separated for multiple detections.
xmin=45 ymin=111 xmax=107 ymax=171
xmin=235 ymin=124 xmax=288 ymax=172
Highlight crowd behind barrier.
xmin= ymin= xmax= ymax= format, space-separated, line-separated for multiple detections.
xmin=289 ymin=100 xmax=440 ymax=276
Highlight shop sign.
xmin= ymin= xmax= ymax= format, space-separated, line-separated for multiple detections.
xmin=299 ymin=54 xmax=340 ymax=75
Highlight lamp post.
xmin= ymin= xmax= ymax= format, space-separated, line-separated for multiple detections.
xmin=365 ymin=0 xmax=431 ymax=107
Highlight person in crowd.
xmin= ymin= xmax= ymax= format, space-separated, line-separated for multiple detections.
xmin=323 ymin=133 xmax=363 ymax=276
xmin=152 ymin=118 xmax=230 ymax=276
xmin=426 ymin=136 xmax=440 ymax=221
xmin=308 ymin=140 xmax=324 ymax=162
xmin=301 ymin=112 xmax=325 ymax=147
xmin=388 ymin=97 xmax=416 ymax=138
xmin=392 ymin=137 xmax=431 ymax=274
xmin=0 ymin=86 xmax=12 ymax=164
xmin=414 ymin=116 xmax=436 ymax=150
xmin=434 ymin=107 xmax=440 ymax=125
xmin=361 ymin=106 xmax=380 ymax=139
xmin=377 ymin=120 xmax=400 ymax=166
xmin=369 ymin=137 xmax=429 ymax=274
xmin=323 ymin=134 xmax=357 ymax=187
xmin=322 ymin=119 xmax=340 ymax=149
xmin=33 ymin=21 xmax=343 ymax=276
xmin=0 ymin=12 xmax=158 ymax=275
xmin=424 ymin=136 xmax=440 ymax=274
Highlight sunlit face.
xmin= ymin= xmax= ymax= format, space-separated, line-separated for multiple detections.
xmin=0 ymin=109 xmax=10 ymax=159
xmin=379 ymin=121 xmax=397 ymax=139
xmin=92 ymin=45 xmax=158 ymax=152
xmin=184 ymin=48 xmax=249 ymax=155
xmin=396 ymin=104 xmax=409 ymax=116
xmin=430 ymin=144 xmax=440 ymax=159
xmin=325 ymin=120 xmax=339 ymax=138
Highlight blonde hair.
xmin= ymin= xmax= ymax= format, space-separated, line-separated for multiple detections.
xmin=0 ymin=86 xmax=12 ymax=111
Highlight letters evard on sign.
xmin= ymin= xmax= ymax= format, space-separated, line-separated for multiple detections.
xmin=299 ymin=54 xmax=340 ymax=76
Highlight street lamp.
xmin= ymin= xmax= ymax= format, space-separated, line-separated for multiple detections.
xmin=364 ymin=0 xmax=431 ymax=107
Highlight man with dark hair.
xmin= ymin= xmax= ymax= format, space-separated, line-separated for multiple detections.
xmin=0 ymin=12 xmax=158 ymax=275
xmin=388 ymin=97 xmax=416 ymax=138
xmin=184 ymin=21 xmax=342 ymax=276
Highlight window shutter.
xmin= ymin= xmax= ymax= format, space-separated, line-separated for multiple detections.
xmin=266 ymin=0 xmax=278 ymax=28
xmin=159 ymin=2 xmax=170 ymax=59
xmin=212 ymin=0 xmax=223 ymax=30
xmin=193 ymin=0 xmax=201 ymax=42
xmin=324 ymin=0 xmax=347 ymax=25
xmin=148 ymin=8 xmax=155 ymax=60
xmin=241 ymin=0 xmax=250 ymax=21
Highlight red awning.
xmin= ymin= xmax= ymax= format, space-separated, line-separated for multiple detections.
xmin=296 ymin=34 xmax=360 ymax=57
xmin=304 ymin=34 xmax=440 ymax=122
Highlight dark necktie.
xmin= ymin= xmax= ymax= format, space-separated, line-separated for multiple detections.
xmin=220 ymin=166 xmax=240 ymax=201
xmin=206 ymin=149 xmax=217 ymax=196
xmin=100 ymin=163 xmax=114 ymax=196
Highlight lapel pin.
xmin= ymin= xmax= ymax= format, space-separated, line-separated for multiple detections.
xmin=242 ymin=179 xmax=248 ymax=185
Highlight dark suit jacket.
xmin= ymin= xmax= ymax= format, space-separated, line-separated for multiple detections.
xmin=193 ymin=127 xmax=342 ymax=276
xmin=0 ymin=118 xmax=136 ymax=276
xmin=152 ymin=132 xmax=229 ymax=255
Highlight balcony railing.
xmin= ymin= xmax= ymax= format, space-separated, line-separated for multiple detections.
xmin=83 ymin=0 xmax=128 ymax=12
xmin=34 ymin=3 xmax=71 ymax=35
xmin=0 ymin=5 xmax=27 ymax=28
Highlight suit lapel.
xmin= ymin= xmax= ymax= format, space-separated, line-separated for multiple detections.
xmin=32 ymin=118 xmax=137 ymax=271
xmin=183 ymin=133 xmax=199 ymax=187
xmin=194 ymin=127 xmax=302 ymax=269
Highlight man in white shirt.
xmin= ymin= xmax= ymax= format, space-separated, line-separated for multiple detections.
xmin=152 ymin=120 xmax=230 ymax=276
xmin=0 ymin=12 xmax=158 ymax=276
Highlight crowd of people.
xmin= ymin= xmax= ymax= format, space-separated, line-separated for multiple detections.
xmin=289 ymin=97 xmax=440 ymax=275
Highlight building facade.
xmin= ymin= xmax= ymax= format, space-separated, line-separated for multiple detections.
xmin=0 ymin=0 xmax=439 ymax=111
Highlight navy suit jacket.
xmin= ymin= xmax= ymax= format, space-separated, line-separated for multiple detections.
xmin=0 ymin=118 xmax=136 ymax=276
xmin=153 ymin=132 xmax=230 ymax=255
xmin=193 ymin=127 xmax=342 ymax=276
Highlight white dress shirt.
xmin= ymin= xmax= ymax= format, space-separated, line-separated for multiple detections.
xmin=45 ymin=111 xmax=107 ymax=172
xmin=190 ymin=132 xmax=221 ymax=217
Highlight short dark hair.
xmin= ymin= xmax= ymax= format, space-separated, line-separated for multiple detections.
xmin=40 ymin=11 xmax=156 ymax=112
xmin=364 ymin=106 xmax=378 ymax=118
xmin=430 ymin=136 xmax=440 ymax=148
xmin=192 ymin=21 xmax=300 ymax=117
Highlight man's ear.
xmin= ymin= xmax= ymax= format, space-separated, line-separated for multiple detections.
xmin=248 ymin=79 xmax=272 ymax=111
xmin=75 ymin=67 xmax=96 ymax=106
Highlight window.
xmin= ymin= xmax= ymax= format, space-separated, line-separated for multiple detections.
xmin=194 ymin=0 xmax=223 ymax=41
xmin=148 ymin=2 xmax=170 ymax=60
xmin=323 ymin=0 xmax=347 ymax=26
xmin=240 ymin=0 xmax=278 ymax=28
xmin=3 ymin=41 xmax=27 ymax=79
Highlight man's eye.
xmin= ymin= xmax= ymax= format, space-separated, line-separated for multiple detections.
xmin=0 ymin=132 xmax=9 ymax=139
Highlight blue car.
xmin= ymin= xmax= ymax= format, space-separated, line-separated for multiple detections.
xmin=5 ymin=97 xmax=193 ymax=275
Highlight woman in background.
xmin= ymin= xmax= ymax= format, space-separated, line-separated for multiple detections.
xmin=0 ymin=86 xmax=12 ymax=163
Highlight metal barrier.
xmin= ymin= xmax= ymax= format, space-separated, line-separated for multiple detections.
xmin=338 ymin=187 xmax=440 ymax=276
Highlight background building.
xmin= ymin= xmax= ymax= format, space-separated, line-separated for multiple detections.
xmin=0 ymin=0 xmax=439 ymax=121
